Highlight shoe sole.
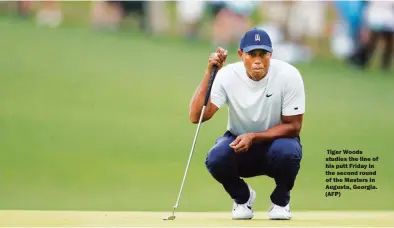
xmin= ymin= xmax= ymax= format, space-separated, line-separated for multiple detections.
xmin=269 ymin=217 xmax=292 ymax=220
xmin=269 ymin=213 xmax=292 ymax=220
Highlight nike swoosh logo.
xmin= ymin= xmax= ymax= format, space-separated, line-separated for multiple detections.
xmin=266 ymin=93 xmax=273 ymax=97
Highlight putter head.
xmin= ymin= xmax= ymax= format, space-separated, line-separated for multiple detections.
xmin=163 ymin=215 xmax=176 ymax=220
xmin=163 ymin=204 xmax=177 ymax=220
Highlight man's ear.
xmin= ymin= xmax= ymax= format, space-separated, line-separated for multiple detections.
xmin=237 ymin=49 xmax=243 ymax=59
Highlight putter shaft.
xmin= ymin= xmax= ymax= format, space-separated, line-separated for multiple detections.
xmin=168 ymin=105 xmax=207 ymax=219
xmin=165 ymin=65 xmax=218 ymax=221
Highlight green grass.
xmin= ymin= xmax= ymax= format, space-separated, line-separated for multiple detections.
xmin=1 ymin=211 xmax=394 ymax=227
xmin=0 ymin=17 xmax=393 ymax=212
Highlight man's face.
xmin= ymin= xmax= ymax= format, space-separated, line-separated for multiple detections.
xmin=238 ymin=49 xmax=271 ymax=81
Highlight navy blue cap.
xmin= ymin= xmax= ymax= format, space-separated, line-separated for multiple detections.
xmin=239 ymin=28 xmax=273 ymax=53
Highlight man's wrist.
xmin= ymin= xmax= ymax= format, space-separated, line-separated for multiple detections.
xmin=250 ymin=131 xmax=269 ymax=143
xmin=250 ymin=132 xmax=258 ymax=143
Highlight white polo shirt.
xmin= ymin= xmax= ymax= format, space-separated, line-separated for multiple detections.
xmin=210 ymin=59 xmax=305 ymax=136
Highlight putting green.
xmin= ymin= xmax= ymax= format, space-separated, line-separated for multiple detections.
xmin=0 ymin=211 xmax=393 ymax=227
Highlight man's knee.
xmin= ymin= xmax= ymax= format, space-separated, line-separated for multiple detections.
xmin=205 ymin=137 xmax=235 ymax=176
xmin=205 ymin=141 xmax=233 ymax=169
xmin=269 ymin=138 xmax=302 ymax=165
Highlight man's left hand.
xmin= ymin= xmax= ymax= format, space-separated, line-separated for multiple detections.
xmin=230 ymin=133 xmax=255 ymax=153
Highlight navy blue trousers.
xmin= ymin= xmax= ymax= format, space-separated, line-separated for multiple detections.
xmin=205 ymin=131 xmax=302 ymax=206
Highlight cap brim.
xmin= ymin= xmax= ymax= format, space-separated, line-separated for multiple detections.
xmin=243 ymin=45 xmax=272 ymax=53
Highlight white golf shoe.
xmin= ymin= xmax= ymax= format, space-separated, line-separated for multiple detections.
xmin=232 ymin=186 xmax=256 ymax=220
xmin=268 ymin=203 xmax=292 ymax=220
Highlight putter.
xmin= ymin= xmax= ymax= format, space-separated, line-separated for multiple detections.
xmin=163 ymin=65 xmax=218 ymax=221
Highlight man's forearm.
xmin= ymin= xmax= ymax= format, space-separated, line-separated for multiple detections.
xmin=251 ymin=123 xmax=300 ymax=143
xmin=189 ymin=70 xmax=212 ymax=121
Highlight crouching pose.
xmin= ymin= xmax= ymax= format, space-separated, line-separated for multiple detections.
xmin=189 ymin=28 xmax=305 ymax=220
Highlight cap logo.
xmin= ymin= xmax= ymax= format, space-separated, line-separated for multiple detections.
xmin=255 ymin=34 xmax=260 ymax=41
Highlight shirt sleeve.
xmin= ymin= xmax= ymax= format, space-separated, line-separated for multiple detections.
xmin=210 ymin=67 xmax=227 ymax=109
xmin=282 ymin=69 xmax=305 ymax=116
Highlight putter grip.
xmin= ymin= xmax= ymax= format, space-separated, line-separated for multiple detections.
xmin=203 ymin=65 xmax=218 ymax=106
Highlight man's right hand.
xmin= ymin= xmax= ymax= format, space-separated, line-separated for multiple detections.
xmin=208 ymin=47 xmax=228 ymax=72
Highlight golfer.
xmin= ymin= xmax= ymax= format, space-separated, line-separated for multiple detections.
xmin=189 ymin=28 xmax=305 ymax=220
